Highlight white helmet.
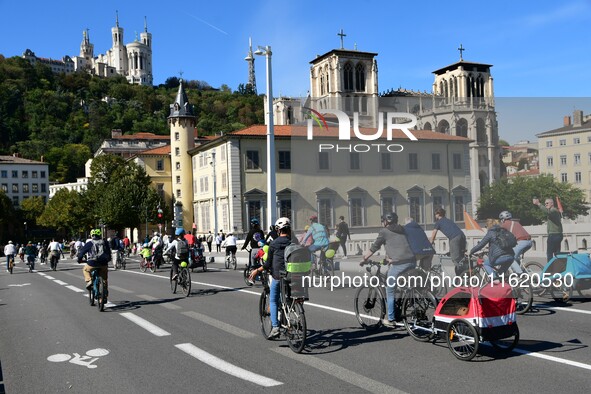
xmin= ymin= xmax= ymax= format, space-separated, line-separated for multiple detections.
xmin=275 ymin=217 xmax=291 ymax=230
xmin=499 ymin=211 xmax=512 ymax=221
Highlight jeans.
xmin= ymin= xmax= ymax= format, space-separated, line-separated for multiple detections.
xmin=450 ymin=234 xmax=467 ymax=266
xmin=270 ymin=278 xmax=281 ymax=328
xmin=547 ymin=234 xmax=563 ymax=263
xmin=509 ymin=240 xmax=532 ymax=274
xmin=484 ymin=254 xmax=514 ymax=277
xmin=385 ymin=260 xmax=415 ymax=322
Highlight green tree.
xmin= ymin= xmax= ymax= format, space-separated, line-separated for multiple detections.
xmin=476 ymin=174 xmax=589 ymax=225
xmin=38 ymin=189 xmax=91 ymax=236
xmin=20 ymin=196 xmax=45 ymax=225
xmin=0 ymin=190 xmax=17 ymax=240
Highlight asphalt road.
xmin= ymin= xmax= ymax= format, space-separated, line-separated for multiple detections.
xmin=1 ymin=253 xmax=590 ymax=394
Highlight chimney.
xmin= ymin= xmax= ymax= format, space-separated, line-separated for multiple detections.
xmin=111 ymin=129 xmax=123 ymax=138
xmin=40 ymin=155 xmax=44 ymax=162
xmin=563 ymin=116 xmax=571 ymax=127
xmin=573 ymin=110 xmax=583 ymax=127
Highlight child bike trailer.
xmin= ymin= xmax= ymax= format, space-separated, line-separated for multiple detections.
xmin=433 ymin=284 xmax=519 ymax=361
xmin=541 ymin=252 xmax=591 ymax=302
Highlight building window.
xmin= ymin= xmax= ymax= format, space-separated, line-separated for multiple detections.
xmin=433 ymin=196 xmax=443 ymax=219
xmin=11 ymin=170 xmax=17 ymax=178
xmin=547 ymin=156 xmax=553 ymax=167
xmin=175 ymin=147 xmax=180 ymax=156
xmin=246 ymin=150 xmax=260 ymax=170
xmin=454 ymin=196 xmax=464 ymax=222
xmin=453 ymin=153 xmax=462 ymax=170
xmin=1 ymin=170 xmax=6 ymax=178
xmin=220 ymin=146 xmax=226 ymax=161
xmin=278 ymin=151 xmax=291 ymax=170
xmin=12 ymin=184 xmax=18 ymax=193
xmin=176 ymin=162 xmax=181 ymax=170
xmin=157 ymin=159 xmax=164 ymax=171
xmin=381 ymin=196 xmax=394 ymax=217
xmin=381 ymin=153 xmax=391 ymax=170
xmin=41 ymin=171 xmax=46 ymax=178
xmin=279 ymin=199 xmax=292 ymax=220
xmin=22 ymin=171 xmax=28 ymax=178
xmin=23 ymin=184 xmax=29 ymax=193
xmin=176 ymin=189 xmax=181 ymax=198
xmin=343 ymin=62 xmax=353 ymax=91
xmin=574 ymin=154 xmax=581 ymax=165
xmin=560 ymin=155 xmax=567 ymax=166
xmin=350 ymin=152 xmax=360 ymax=170
xmin=32 ymin=171 xmax=38 ymax=178
xmin=575 ymin=172 xmax=582 ymax=184
xmin=319 ymin=152 xmax=329 ymax=170
xmin=1 ymin=184 xmax=7 ymax=192
xmin=32 ymin=184 xmax=39 ymax=192
xmin=574 ymin=137 xmax=580 ymax=144
xmin=176 ymin=176 xmax=181 ymax=184
xmin=559 ymin=139 xmax=566 ymax=146
xmin=409 ymin=196 xmax=421 ymax=223
xmin=248 ymin=201 xmax=262 ymax=225
xmin=318 ymin=198 xmax=333 ymax=228
xmin=41 ymin=184 xmax=46 ymax=193
xmin=350 ymin=198 xmax=364 ymax=226
xmin=546 ymin=141 xmax=553 ymax=148
xmin=201 ymin=204 xmax=211 ymax=232
xmin=175 ymin=132 xmax=180 ymax=141
xmin=355 ymin=63 xmax=365 ymax=92
xmin=432 ymin=153 xmax=441 ymax=170
xmin=561 ymin=173 xmax=568 ymax=183
xmin=12 ymin=196 xmax=18 ymax=206
xmin=409 ymin=153 xmax=418 ymax=170
xmin=221 ymin=171 xmax=227 ymax=191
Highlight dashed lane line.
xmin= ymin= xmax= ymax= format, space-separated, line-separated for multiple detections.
xmin=66 ymin=285 xmax=85 ymax=293
xmin=175 ymin=343 xmax=282 ymax=387
xmin=53 ymin=280 xmax=68 ymax=285
xmin=120 ymin=312 xmax=171 ymax=337
xmin=181 ymin=311 xmax=256 ymax=339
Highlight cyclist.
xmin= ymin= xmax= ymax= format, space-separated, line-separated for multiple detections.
xmin=4 ymin=241 xmax=16 ymax=271
xmin=77 ymin=229 xmax=111 ymax=296
xmin=149 ymin=231 xmax=164 ymax=268
xmin=47 ymin=238 xmax=62 ymax=267
xmin=24 ymin=241 xmax=38 ymax=270
xmin=469 ymin=219 xmax=515 ymax=280
xmin=361 ymin=212 xmax=415 ymax=328
xmin=241 ymin=218 xmax=265 ymax=270
xmin=249 ymin=217 xmax=292 ymax=338
xmin=430 ymin=208 xmax=467 ymax=275
xmin=499 ymin=211 xmax=532 ymax=275
xmin=302 ymin=215 xmax=329 ymax=268
xmin=110 ymin=234 xmax=123 ymax=269
xmin=404 ymin=217 xmax=435 ymax=270
xmin=222 ymin=231 xmax=238 ymax=260
xmin=163 ymin=228 xmax=190 ymax=281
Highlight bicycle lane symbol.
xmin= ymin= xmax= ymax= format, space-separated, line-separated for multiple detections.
xmin=47 ymin=348 xmax=110 ymax=369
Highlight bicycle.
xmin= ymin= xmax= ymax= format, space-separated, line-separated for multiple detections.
xmin=258 ymin=269 xmax=307 ymax=353
xmin=115 ymin=251 xmax=126 ymax=270
xmin=49 ymin=252 xmax=59 ymax=271
xmin=225 ymin=251 xmax=237 ymax=270
xmin=310 ymin=247 xmax=334 ymax=279
xmin=353 ymin=259 xmax=438 ymax=338
xmin=244 ymin=259 xmax=264 ymax=286
xmin=7 ymin=255 xmax=14 ymax=274
xmin=139 ymin=253 xmax=156 ymax=273
xmin=170 ymin=262 xmax=191 ymax=297
xmin=88 ymin=269 xmax=107 ymax=312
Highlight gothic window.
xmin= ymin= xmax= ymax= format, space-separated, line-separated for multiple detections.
xmin=343 ymin=62 xmax=353 ymax=91
xmin=350 ymin=198 xmax=364 ymax=227
xmin=437 ymin=120 xmax=450 ymax=134
xmin=456 ymin=118 xmax=468 ymax=138
xmin=324 ymin=66 xmax=330 ymax=94
xmin=355 ymin=63 xmax=365 ymax=92
xmin=424 ymin=122 xmax=432 ymax=131
xmin=320 ymin=73 xmax=325 ymax=95
xmin=476 ymin=118 xmax=486 ymax=143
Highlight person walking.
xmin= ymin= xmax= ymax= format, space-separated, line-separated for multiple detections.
xmin=533 ymin=197 xmax=563 ymax=263
xmin=206 ymin=231 xmax=213 ymax=253
xmin=335 ymin=216 xmax=351 ymax=259
xmin=404 ymin=217 xmax=435 ymax=270
xmin=215 ymin=233 xmax=223 ymax=253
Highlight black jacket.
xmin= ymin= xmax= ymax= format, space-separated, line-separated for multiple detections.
xmin=264 ymin=235 xmax=291 ymax=280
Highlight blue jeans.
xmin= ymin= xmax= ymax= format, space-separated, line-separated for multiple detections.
xmin=484 ymin=255 xmax=514 ymax=277
xmin=385 ymin=260 xmax=415 ymax=322
xmin=547 ymin=234 xmax=563 ymax=263
xmin=269 ymin=278 xmax=281 ymax=328
xmin=509 ymin=240 xmax=532 ymax=274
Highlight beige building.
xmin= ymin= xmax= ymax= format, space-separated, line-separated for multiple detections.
xmin=537 ymin=109 xmax=591 ymax=202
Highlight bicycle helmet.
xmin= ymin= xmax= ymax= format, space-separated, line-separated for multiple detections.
xmin=257 ymin=240 xmax=265 ymax=248
xmin=382 ymin=212 xmax=398 ymax=224
xmin=309 ymin=215 xmax=318 ymax=222
xmin=275 ymin=217 xmax=291 ymax=230
xmin=250 ymin=218 xmax=259 ymax=225
xmin=90 ymin=229 xmax=101 ymax=237
xmin=499 ymin=211 xmax=512 ymax=221
xmin=175 ymin=228 xmax=186 ymax=236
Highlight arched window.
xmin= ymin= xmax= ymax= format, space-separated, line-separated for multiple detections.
xmin=424 ymin=122 xmax=432 ymax=131
xmin=320 ymin=74 xmax=325 ymax=95
xmin=324 ymin=66 xmax=330 ymax=94
xmin=343 ymin=62 xmax=353 ymax=91
xmin=476 ymin=118 xmax=486 ymax=143
xmin=355 ymin=63 xmax=365 ymax=91
xmin=437 ymin=120 xmax=450 ymax=134
xmin=582 ymin=239 xmax=587 ymax=250
xmin=564 ymin=239 xmax=570 ymax=251
xmin=456 ymin=118 xmax=468 ymax=138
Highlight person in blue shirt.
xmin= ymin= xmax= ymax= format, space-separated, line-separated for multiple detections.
xmin=404 ymin=217 xmax=435 ymax=270
xmin=430 ymin=208 xmax=466 ymax=274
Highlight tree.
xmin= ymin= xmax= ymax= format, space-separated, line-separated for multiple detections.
xmin=0 ymin=190 xmax=17 ymax=240
xmin=476 ymin=174 xmax=589 ymax=225
xmin=498 ymin=139 xmax=510 ymax=146
xmin=20 ymin=196 xmax=45 ymax=225
xmin=38 ymin=189 xmax=91 ymax=236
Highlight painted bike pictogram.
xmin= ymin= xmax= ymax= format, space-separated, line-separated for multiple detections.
xmin=47 ymin=348 xmax=109 ymax=369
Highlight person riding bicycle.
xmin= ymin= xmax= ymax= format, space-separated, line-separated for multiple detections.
xmin=110 ymin=234 xmax=123 ymax=269
xmin=469 ymin=219 xmax=515 ymax=280
xmin=77 ymin=229 xmax=111 ymax=298
xmin=148 ymin=231 xmax=164 ymax=268
xmin=163 ymin=228 xmax=190 ymax=281
xmin=24 ymin=241 xmax=38 ymax=270
xmin=222 ymin=232 xmax=238 ymax=260
xmin=404 ymin=217 xmax=435 ymax=270
xmin=499 ymin=211 xmax=532 ymax=275
xmin=265 ymin=225 xmax=278 ymax=243
xmin=249 ymin=217 xmax=293 ymax=339
xmin=4 ymin=241 xmax=16 ymax=271
xmin=47 ymin=238 xmax=62 ymax=266
xmin=302 ymin=215 xmax=329 ymax=267
xmin=241 ymin=218 xmax=265 ymax=270
xmin=361 ymin=212 xmax=416 ymax=328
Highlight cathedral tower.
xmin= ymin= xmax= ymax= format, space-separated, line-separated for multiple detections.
xmin=110 ymin=11 xmax=128 ymax=74
xmin=80 ymin=29 xmax=94 ymax=62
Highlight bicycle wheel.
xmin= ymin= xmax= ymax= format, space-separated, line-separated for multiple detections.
xmin=225 ymin=256 xmax=230 ymax=269
xmin=170 ymin=268 xmax=177 ymax=294
xmin=116 ymin=257 xmax=122 ymax=270
xmin=286 ymin=302 xmax=307 ymax=353
xmin=550 ymin=278 xmax=573 ymax=303
xmin=259 ymin=288 xmax=273 ymax=338
xmin=447 ymin=318 xmax=479 ymax=361
xmin=202 ymin=259 xmax=207 ymax=272
xmin=139 ymin=258 xmax=147 ymax=273
xmin=8 ymin=259 xmax=13 ymax=274
xmin=324 ymin=259 xmax=335 ymax=278
xmin=244 ymin=267 xmax=254 ymax=286
xmin=232 ymin=256 xmax=237 ymax=270
xmin=354 ymin=286 xmax=385 ymax=330
xmin=122 ymin=258 xmax=126 ymax=270
xmin=96 ymin=277 xmax=106 ymax=312
xmin=89 ymin=284 xmax=95 ymax=306
xmin=403 ymin=289 xmax=437 ymax=342
xmin=180 ymin=268 xmax=191 ymax=297
xmin=490 ymin=326 xmax=519 ymax=352
xmin=523 ymin=261 xmax=547 ymax=296
xmin=149 ymin=261 xmax=156 ymax=273
xmin=51 ymin=257 xmax=57 ymax=271
xmin=513 ymin=281 xmax=533 ymax=315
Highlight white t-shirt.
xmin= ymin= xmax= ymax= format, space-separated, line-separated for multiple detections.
xmin=49 ymin=241 xmax=61 ymax=252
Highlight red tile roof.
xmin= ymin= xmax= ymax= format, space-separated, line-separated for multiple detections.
xmin=113 ymin=132 xmax=170 ymax=140
xmin=507 ymin=169 xmax=540 ymax=177
xmin=137 ymin=146 xmax=171 ymax=155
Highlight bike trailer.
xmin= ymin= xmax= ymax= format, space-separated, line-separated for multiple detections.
xmin=542 ymin=252 xmax=591 ymax=290
xmin=285 ymin=244 xmax=312 ymax=300
xmin=188 ymin=247 xmax=206 ymax=269
xmin=434 ymin=284 xmax=518 ymax=342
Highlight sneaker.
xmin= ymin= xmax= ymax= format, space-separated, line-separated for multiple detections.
xmin=248 ymin=279 xmax=255 ymax=285
xmin=268 ymin=327 xmax=280 ymax=338
xmin=342 ymin=256 xmax=348 ymax=260
xmin=382 ymin=319 xmax=396 ymax=328
xmin=85 ymin=281 xmax=92 ymax=290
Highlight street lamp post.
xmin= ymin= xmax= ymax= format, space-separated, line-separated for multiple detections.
xmin=210 ymin=152 xmax=218 ymax=236
xmin=254 ymin=45 xmax=277 ymax=229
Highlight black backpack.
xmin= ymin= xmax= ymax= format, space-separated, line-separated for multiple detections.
xmin=92 ymin=239 xmax=111 ymax=264
xmin=496 ymin=228 xmax=517 ymax=250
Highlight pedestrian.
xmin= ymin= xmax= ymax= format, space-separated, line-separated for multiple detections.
xmin=533 ymin=197 xmax=563 ymax=262
xmin=430 ymin=208 xmax=467 ymax=274
xmin=335 ymin=215 xmax=351 ymax=259
xmin=404 ymin=217 xmax=435 ymax=270
xmin=206 ymin=231 xmax=213 ymax=253
xmin=215 ymin=232 xmax=223 ymax=253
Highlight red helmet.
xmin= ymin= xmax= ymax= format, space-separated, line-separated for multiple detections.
xmin=309 ymin=215 xmax=318 ymax=222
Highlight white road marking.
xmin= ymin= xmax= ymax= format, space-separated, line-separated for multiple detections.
xmin=511 ymin=347 xmax=591 ymax=371
xmin=53 ymin=280 xmax=68 ymax=285
xmin=537 ymin=304 xmax=591 ymax=315
xmin=175 ymin=343 xmax=282 ymax=387
xmin=137 ymin=294 xmax=181 ymax=310
xmin=8 ymin=283 xmax=31 ymax=287
xmin=66 ymin=285 xmax=85 ymax=293
xmin=120 ymin=312 xmax=171 ymax=337
xmin=273 ymin=347 xmax=405 ymax=393
xmin=44 ymin=275 xmax=56 ymax=280
xmin=181 ymin=311 xmax=256 ymax=338
xmin=37 ymin=272 xmax=47 ymax=276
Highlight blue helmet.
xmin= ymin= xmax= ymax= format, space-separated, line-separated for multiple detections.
xmin=250 ymin=218 xmax=259 ymax=226
xmin=175 ymin=228 xmax=186 ymax=236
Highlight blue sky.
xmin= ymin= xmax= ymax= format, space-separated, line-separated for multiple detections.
xmin=1 ymin=0 xmax=589 ymax=143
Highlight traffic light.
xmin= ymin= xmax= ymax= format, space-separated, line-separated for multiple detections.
xmin=157 ymin=208 xmax=163 ymax=220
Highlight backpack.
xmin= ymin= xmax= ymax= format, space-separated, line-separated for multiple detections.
xmin=92 ymin=239 xmax=111 ymax=264
xmin=177 ymin=239 xmax=189 ymax=260
xmin=496 ymin=228 xmax=517 ymax=250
